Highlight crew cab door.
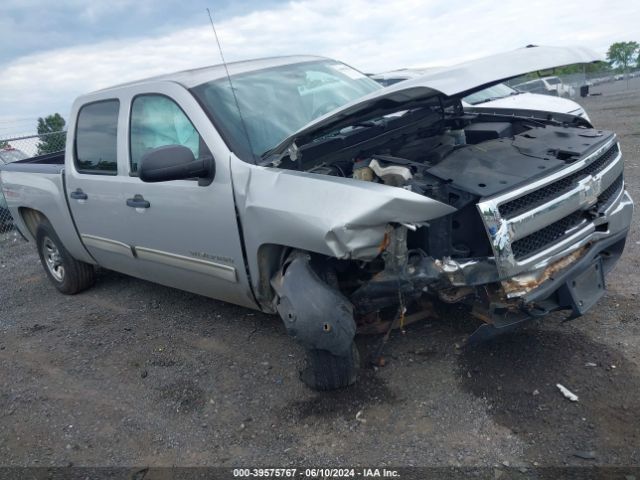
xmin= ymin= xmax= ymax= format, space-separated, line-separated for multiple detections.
xmin=66 ymin=84 xmax=257 ymax=309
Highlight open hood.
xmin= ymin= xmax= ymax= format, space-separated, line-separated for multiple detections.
xmin=265 ymin=45 xmax=603 ymax=160
xmin=392 ymin=45 xmax=602 ymax=98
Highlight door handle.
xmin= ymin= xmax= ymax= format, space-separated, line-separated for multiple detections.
xmin=70 ymin=188 xmax=88 ymax=200
xmin=126 ymin=194 xmax=150 ymax=209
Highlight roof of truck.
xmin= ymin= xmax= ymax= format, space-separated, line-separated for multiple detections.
xmin=93 ymin=55 xmax=327 ymax=93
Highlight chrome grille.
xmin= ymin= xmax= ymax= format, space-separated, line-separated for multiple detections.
xmin=596 ymin=174 xmax=623 ymax=211
xmin=511 ymin=211 xmax=584 ymax=259
xmin=477 ymin=137 xmax=624 ymax=278
xmin=499 ymin=143 xmax=620 ymax=218
xmin=511 ymin=175 xmax=624 ymax=260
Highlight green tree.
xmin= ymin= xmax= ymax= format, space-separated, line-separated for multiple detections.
xmin=36 ymin=113 xmax=66 ymax=155
xmin=554 ymin=62 xmax=611 ymax=75
xmin=606 ymin=41 xmax=639 ymax=72
xmin=0 ymin=140 xmax=8 ymax=148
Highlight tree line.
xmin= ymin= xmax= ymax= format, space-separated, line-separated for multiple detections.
xmin=1 ymin=114 xmax=67 ymax=155
xmin=551 ymin=41 xmax=640 ymax=76
xmin=35 ymin=113 xmax=66 ymax=154
xmin=606 ymin=41 xmax=640 ymax=72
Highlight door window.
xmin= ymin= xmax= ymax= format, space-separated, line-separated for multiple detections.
xmin=130 ymin=95 xmax=201 ymax=173
xmin=75 ymin=100 xmax=119 ymax=174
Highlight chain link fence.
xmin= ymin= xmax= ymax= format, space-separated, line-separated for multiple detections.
xmin=506 ymin=70 xmax=640 ymax=100
xmin=0 ymin=131 xmax=66 ymax=240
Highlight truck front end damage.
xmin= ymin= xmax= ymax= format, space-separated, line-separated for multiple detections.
xmin=263 ymin=101 xmax=633 ymax=364
xmin=248 ymin=46 xmax=634 ymax=389
xmin=271 ymin=162 xmax=631 ymax=352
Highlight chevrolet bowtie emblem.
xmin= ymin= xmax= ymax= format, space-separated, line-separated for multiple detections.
xmin=582 ymin=176 xmax=600 ymax=207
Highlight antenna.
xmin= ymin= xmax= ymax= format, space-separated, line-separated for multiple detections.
xmin=206 ymin=8 xmax=257 ymax=163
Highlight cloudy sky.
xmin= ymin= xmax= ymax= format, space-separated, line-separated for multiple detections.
xmin=1 ymin=0 xmax=637 ymax=137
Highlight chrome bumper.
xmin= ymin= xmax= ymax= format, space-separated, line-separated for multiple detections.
xmin=434 ymin=188 xmax=632 ymax=297
xmin=503 ymin=190 xmax=632 ymax=298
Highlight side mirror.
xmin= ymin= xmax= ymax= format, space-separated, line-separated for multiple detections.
xmin=139 ymin=145 xmax=215 ymax=184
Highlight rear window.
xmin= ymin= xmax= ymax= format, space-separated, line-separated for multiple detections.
xmin=75 ymin=100 xmax=119 ymax=174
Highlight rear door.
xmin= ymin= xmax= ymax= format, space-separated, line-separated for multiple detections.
xmin=66 ymin=84 xmax=257 ymax=309
xmin=66 ymin=99 xmax=141 ymax=277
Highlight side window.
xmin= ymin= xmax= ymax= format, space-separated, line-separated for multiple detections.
xmin=75 ymin=100 xmax=119 ymax=174
xmin=130 ymin=95 xmax=201 ymax=173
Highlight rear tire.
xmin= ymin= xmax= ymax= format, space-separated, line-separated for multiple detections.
xmin=301 ymin=342 xmax=360 ymax=391
xmin=36 ymin=220 xmax=95 ymax=294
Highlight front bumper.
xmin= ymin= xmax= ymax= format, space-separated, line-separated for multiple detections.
xmin=524 ymin=227 xmax=627 ymax=309
xmin=466 ymin=190 xmax=633 ymax=343
xmin=351 ymin=190 xmax=633 ymax=342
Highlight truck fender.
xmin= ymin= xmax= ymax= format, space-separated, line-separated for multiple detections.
xmin=270 ymin=252 xmax=356 ymax=356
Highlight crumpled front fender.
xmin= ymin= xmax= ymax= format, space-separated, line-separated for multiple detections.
xmin=230 ymin=156 xmax=456 ymax=306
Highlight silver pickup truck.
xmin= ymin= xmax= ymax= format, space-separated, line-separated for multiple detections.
xmin=1 ymin=46 xmax=633 ymax=390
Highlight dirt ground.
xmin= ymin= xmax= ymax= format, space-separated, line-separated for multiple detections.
xmin=0 ymin=80 xmax=639 ymax=469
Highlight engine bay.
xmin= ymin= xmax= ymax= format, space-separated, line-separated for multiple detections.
xmin=273 ymin=98 xmax=605 ymax=260
xmin=298 ymin=112 xmax=604 ymax=198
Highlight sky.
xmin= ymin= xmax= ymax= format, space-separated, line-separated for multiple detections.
xmin=1 ymin=0 xmax=638 ymax=137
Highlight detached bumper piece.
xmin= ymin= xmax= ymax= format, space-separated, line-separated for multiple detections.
xmin=271 ymin=253 xmax=356 ymax=356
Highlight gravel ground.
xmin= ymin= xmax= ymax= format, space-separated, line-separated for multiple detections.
xmin=0 ymin=80 xmax=639 ymax=469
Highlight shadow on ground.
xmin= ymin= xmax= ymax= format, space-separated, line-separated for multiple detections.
xmin=458 ymin=327 xmax=640 ymax=463
xmin=290 ymin=369 xmax=397 ymax=420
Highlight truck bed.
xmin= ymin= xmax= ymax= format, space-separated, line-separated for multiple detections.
xmin=0 ymin=152 xmax=93 ymax=264
xmin=1 ymin=150 xmax=65 ymax=174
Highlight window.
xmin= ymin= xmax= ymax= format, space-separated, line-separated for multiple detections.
xmin=130 ymin=95 xmax=201 ymax=173
xmin=75 ymin=100 xmax=119 ymax=174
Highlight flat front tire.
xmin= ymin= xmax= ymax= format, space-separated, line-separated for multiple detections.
xmin=36 ymin=220 xmax=95 ymax=294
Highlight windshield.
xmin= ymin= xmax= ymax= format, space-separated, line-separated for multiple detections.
xmin=191 ymin=60 xmax=381 ymax=160
xmin=546 ymin=77 xmax=561 ymax=85
xmin=463 ymin=83 xmax=518 ymax=105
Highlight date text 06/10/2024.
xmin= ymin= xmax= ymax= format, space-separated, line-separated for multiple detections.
xmin=232 ymin=468 xmax=400 ymax=478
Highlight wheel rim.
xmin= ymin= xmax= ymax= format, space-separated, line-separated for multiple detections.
xmin=43 ymin=236 xmax=65 ymax=282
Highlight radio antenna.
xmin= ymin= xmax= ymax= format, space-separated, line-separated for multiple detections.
xmin=206 ymin=8 xmax=256 ymax=163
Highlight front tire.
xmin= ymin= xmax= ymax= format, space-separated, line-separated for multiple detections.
xmin=36 ymin=220 xmax=95 ymax=294
xmin=301 ymin=342 xmax=360 ymax=391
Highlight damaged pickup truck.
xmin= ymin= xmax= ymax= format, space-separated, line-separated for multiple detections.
xmin=1 ymin=46 xmax=633 ymax=390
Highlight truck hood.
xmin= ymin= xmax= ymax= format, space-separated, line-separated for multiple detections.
xmin=266 ymin=45 xmax=602 ymax=160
